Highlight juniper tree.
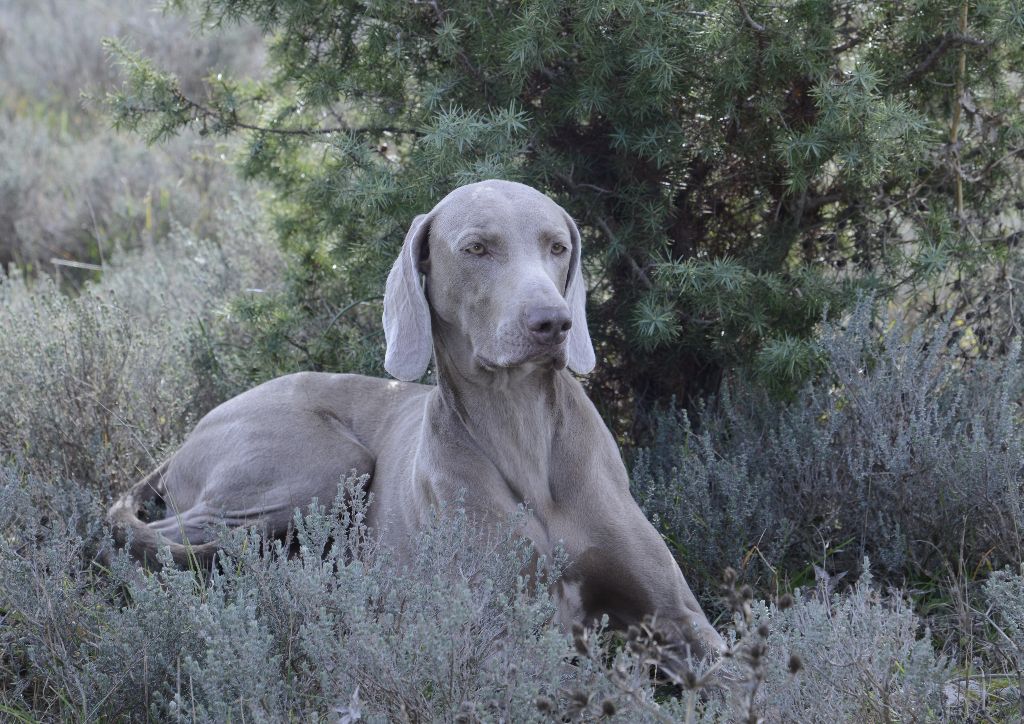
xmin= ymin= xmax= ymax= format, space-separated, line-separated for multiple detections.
xmin=108 ymin=0 xmax=1024 ymax=424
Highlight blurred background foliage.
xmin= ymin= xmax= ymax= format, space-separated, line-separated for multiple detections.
xmin=0 ymin=0 xmax=264 ymax=275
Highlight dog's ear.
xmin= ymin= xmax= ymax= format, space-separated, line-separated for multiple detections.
xmin=562 ymin=210 xmax=596 ymax=375
xmin=383 ymin=213 xmax=433 ymax=381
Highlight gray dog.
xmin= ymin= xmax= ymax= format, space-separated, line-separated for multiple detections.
xmin=109 ymin=180 xmax=725 ymax=659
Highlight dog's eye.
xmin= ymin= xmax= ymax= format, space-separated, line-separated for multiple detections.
xmin=551 ymin=242 xmax=568 ymax=255
xmin=465 ymin=242 xmax=487 ymax=255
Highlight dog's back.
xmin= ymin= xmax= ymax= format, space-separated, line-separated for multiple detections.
xmin=110 ymin=371 xmax=430 ymax=564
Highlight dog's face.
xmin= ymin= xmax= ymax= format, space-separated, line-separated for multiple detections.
xmin=383 ymin=180 xmax=595 ymax=381
xmin=426 ymin=183 xmax=576 ymax=372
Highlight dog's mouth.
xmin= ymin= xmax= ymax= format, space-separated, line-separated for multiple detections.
xmin=475 ymin=344 xmax=567 ymax=372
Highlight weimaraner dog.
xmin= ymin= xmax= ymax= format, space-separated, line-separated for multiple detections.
xmin=109 ymin=180 xmax=724 ymax=659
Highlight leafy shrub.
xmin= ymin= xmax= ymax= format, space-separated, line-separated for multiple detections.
xmin=0 ymin=201 xmax=280 ymax=494
xmin=633 ymin=300 xmax=1024 ymax=590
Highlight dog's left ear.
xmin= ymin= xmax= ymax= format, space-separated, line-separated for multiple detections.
xmin=383 ymin=213 xmax=433 ymax=381
xmin=562 ymin=210 xmax=596 ymax=375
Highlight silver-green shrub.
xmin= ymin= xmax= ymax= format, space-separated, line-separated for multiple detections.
xmin=0 ymin=471 xmax=692 ymax=722
xmin=984 ymin=565 xmax=1024 ymax=689
xmin=1 ymin=460 xmax=964 ymax=722
xmin=754 ymin=562 xmax=949 ymax=722
xmin=0 ymin=0 xmax=263 ymax=107
xmin=633 ymin=300 xmax=1024 ymax=587
xmin=0 ymin=112 xmax=246 ymax=272
xmin=0 ymin=201 xmax=280 ymax=493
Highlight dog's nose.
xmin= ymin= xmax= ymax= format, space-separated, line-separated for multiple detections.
xmin=527 ymin=306 xmax=572 ymax=345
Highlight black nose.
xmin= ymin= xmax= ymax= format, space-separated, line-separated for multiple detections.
xmin=527 ymin=306 xmax=572 ymax=345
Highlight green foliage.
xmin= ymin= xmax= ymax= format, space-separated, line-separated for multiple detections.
xmin=105 ymin=0 xmax=1024 ymax=415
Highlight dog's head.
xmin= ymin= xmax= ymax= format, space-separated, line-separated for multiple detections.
xmin=383 ymin=180 xmax=595 ymax=381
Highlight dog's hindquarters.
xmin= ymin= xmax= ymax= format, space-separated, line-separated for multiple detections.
xmin=108 ymin=372 xmax=429 ymax=568
xmin=107 ymin=457 xmax=223 ymax=568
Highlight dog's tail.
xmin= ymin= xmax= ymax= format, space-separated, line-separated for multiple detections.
xmin=107 ymin=459 xmax=220 ymax=570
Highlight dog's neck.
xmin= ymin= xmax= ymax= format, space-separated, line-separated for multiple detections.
xmin=432 ymin=331 xmax=569 ymax=506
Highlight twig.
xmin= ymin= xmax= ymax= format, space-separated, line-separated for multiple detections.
xmin=905 ymin=32 xmax=986 ymax=84
xmin=594 ymin=217 xmax=654 ymax=290
xmin=324 ymin=296 xmax=383 ymax=333
xmin=50 ymin=258 xmax=103 ymax=271
xmin=734 ymin=0 xmax=765 ymax=33
xmin=950 ymin=3 xmax=969 ymax=222
xmin=553 ymin=172 xmax=613 ymax=196
xmin=173 ymin=90 xmax=417 ymax=138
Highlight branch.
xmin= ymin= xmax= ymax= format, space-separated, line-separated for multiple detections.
xmin=950 ymin=3 xmax=970 ymax=221
xmin=552 ymin=172 xmax=652 ymax=289
xmin=802 ymin=192 xmax=844 ymax=214
xmin=424 ymin=0 xmax=490 ymax=97
xmin=172 ymin=90 xmax=418 ymax=138
xmin=553 ymin=172 xmax=613 ymax=196
xmin=594 ymin=217 xmax=654 ymax=291
xmin=904 ymin=32 xmax=987 ymax=84
xmin=734 ymin=0 xmax=765 ymax=33
xmin=832 ymin=35 xmax=863 ymax=54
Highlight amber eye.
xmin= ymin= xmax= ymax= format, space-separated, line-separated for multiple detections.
xmin=465 ymin=242 xmax=487 ymax=255
xmin=551 ymin=242 xmax=568 ymax=255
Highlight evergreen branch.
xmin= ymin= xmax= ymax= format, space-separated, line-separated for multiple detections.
xmin=553 ymin=172 xmax=613 ymax=196
xmin=969 ymin=147 xmax=1024 ymax=182
xmin=802 ymin=193 xmax=844 ymax=214
xmin=904 ymin=32 xmax=987 ymax=84
xmin=832 ymin=11 xmax=863 ymax=53
xmin=950 ymin=3 xmax=969 ymax=222
xmin=323 ymin=296 xmax=384 ymax=334
xmin=175 ymin=90 xmax=418 ymax=137
xmin=832 ymin=35 xmax=863 ymax=54
xmin=553 ymin=172 xmax=645 ymax=285
xmin=734 ymin=0 xmax=765 ymax=33
xmin=424 ymin=0 xmax=490 ymax=97
xmin=594 ymin=217 xmax=654 ymax=291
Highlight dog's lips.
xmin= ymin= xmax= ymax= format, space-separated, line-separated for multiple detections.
xmin=531 ymin=344 xmax=568 ymax=369
xmin=475 ymin=342 xmax=567 ymax=371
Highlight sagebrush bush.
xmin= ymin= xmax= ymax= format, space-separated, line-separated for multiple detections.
xmin=634 ymin=300 xmax=1024 ymax=591
xmin=0 ymin=469 xmax=649 ymax=721
xmin=1 ymin=465 xmax=961 ymax=722
xmin=984 ymin=566 xmax=1024 ymax=693
xmin=0 ymin=113 xmax=247 ymax=273
xmin=0 ymin=200 xmax=280 ymax=494
xmin=753 ymin=562 xmax=949 ymax=721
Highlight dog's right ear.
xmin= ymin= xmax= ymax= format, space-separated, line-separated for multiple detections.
xmin=383 ymin=213 xmax=433 ymax=382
